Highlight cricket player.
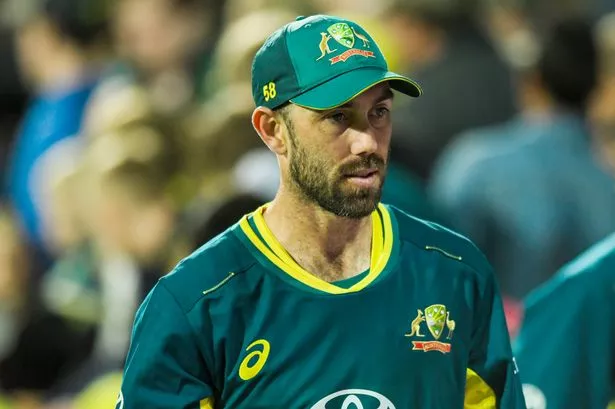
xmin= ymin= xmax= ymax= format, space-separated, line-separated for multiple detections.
xmin=117 ymin=15 xmax=525 ymax=408
xmin=514 ymin=232 xmax=615 ymax=409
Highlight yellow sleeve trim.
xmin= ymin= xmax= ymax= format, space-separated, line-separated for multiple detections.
xmin=200 ymin=397 xmax=215 ymax=409
xmin=464 ymin=368 xmax=496 ymax=408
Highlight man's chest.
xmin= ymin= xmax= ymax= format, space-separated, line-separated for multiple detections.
xmin=203 ymin=272 xmax=475 ymax=408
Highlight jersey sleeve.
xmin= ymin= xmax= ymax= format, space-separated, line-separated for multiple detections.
xmin=465 ymin=270 xmax=527 ymax=409
xmin=117 ymin=281 xmax=215 ymax=409
xmin=513 ymin=272 xmax=613 ymax=409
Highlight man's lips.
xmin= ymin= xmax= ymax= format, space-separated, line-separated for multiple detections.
xmin=345 ymin=168 xmax=379 ymax=177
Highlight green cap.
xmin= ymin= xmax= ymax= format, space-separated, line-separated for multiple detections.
xmin=251 ymin=14 xmax=423 ymax=110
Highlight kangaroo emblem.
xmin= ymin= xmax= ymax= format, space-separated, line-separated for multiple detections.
xmin=405 ymin=309 xmax=426 ymax=338
xmin=316 ymin=32 xmax=337 ymax=61
xmin=352 ymin=27 xmax=370 ymax=48
xmin=446 ymin=311 xmax=456 ymax=340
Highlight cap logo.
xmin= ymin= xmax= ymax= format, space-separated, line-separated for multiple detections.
xmin=317 ymin=23 xmax=375 ymax=65
xmin=328 ymin=22 xmax=355 ymax=48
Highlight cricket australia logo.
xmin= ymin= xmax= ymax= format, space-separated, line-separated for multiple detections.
xmin=404 ymin=304 xmax=455 ymax=354
xmin=316 ymin=23 xmax=375 ymax=65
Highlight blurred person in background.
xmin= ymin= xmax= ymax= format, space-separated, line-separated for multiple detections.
xmin=429 ymin=18 xmax=615 ymax=310
xmin=4 ymin=0 xmax=109 ymax=270
xmin=28 ymin=119 xmax=191 ymax=404
xmin=79 ymin=120 xmax=188 ymax=370
xmin=384 ymin=0 xmax=516 ymax=181
xmin=0 ymin=207 xmax=95 ymax=409
xmin=86 ymin=0 xmax=226 ymax=206
xmin=514 ymin=15 xmax=615 ymax=399
xmin=110 ymin=0 xmax=223 ymax=113
xmin=513 ymin=232 xmax=615 ymax=409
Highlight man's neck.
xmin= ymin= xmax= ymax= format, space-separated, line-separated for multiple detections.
xmin=262 ymin=190 xmax=373 ymax=283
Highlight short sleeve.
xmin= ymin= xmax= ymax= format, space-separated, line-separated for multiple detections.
xmin=117 ymin=282 xmax=214 ymax=409
xmin=466 ymin=269 xmax=526 ymax=408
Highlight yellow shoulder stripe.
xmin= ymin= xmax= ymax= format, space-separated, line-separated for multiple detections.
xmin=200 ymin=396 xmax=214 ymax=409
xmin=464 ymin=368 xmax=496 ymax=408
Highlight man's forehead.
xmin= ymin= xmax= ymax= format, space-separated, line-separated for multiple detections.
xmin=345 ymin=82 xmax=394 ymax=106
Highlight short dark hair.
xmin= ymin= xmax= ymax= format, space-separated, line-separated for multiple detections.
xmin=42 ymin=0 xmax=109 ymax=48
xmin=537 ymin=18 xmax=597 ymax=111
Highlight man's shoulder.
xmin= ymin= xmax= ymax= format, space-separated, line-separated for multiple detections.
xmin=158 ymin=226 xmax=256 ymax=312
xmin=387 ymin=205 xmax=493 ymax=278
xmin=528 ymin=232 xmax=615 ymax=305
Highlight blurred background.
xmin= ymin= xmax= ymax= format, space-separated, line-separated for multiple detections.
xmin=0 ymin=0 xmax=614 ymax=407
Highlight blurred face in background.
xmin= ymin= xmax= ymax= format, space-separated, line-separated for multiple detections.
xmin=114 ymin=0 xmax=207 ymax=75
xmin=85 ymin=168 xmax=175 ymax=264
xmin=15 ymin=16 xmax=60 ymax=87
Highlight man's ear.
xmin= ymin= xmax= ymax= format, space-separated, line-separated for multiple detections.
xmin=252 ymin=106 xmax=288 ymax=155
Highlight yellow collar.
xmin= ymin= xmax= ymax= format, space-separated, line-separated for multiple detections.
xmin=239 ymin=203 xmax=394 ymax=294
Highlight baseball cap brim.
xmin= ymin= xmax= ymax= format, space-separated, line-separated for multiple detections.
xmin=290 ymin=67 xmax=422 ymax=110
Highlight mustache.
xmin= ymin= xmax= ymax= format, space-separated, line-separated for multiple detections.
xmin=338 ymin=154 xmax=386 ymax=175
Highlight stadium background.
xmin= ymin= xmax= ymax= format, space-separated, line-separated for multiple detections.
xmin=0 ymin=0 xmax=614 ymax=407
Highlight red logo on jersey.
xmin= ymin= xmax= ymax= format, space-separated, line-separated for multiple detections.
xmin=412 ymin=341 xmax=452 ymax=354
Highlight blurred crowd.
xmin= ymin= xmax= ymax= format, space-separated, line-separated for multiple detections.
xmin=0 ymin=0 xmax=614 ymax=407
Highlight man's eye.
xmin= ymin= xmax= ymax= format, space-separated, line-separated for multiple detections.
xmin=328 ymin=112 xmax=348 ymax=123
xmin=374 ymin=107 xmax=390 ymax=118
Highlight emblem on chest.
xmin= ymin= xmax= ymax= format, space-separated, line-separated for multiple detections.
xmin=404 ymin=304 xmax=455 ymax=354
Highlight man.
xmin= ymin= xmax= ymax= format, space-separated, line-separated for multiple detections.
xmin=513 ymin=232 xmax=615 ymax=409
xmin=429 ymin=18 xmax=615 ymax=301
xmin=385 ymin=0 xmax=516 ymax=181
xmin=117 ymin=15 xmax=525 ymax=408
xmin=513 ymin=15 xmax=615 ymax=408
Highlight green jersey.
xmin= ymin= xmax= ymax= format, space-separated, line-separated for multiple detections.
xmin=514 ymin=232 xmax=615 ymax=409
xmin=117 ymin=204 xmax=525 ymax=408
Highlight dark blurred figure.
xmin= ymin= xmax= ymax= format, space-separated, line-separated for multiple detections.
xmin=430 ymin=18 xmax=615 ymax=303
xmin=188 ymin=193 xmax=266 ymax=249
xmin=0 ymin=27 xmax=28 ymax=200
xmin=5 ymin=0 xmax=109 ymax=269
xmin=385 ymin=0 xmax=516 ymax=181
xmin=0 ymin=207 xmax=95 ymax=408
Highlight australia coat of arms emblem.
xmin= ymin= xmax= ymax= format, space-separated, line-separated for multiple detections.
xmin=404 ymin=304 xmax=456 ymax=354
xmin=316 ymin=22 xmax=375 ymax=64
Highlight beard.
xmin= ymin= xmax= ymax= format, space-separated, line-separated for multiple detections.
xmin=287 ymin=126 xmax=386 ymax=219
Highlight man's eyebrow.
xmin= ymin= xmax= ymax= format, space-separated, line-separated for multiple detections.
xmin=376 ymin=88 xmax=395 ymax=103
